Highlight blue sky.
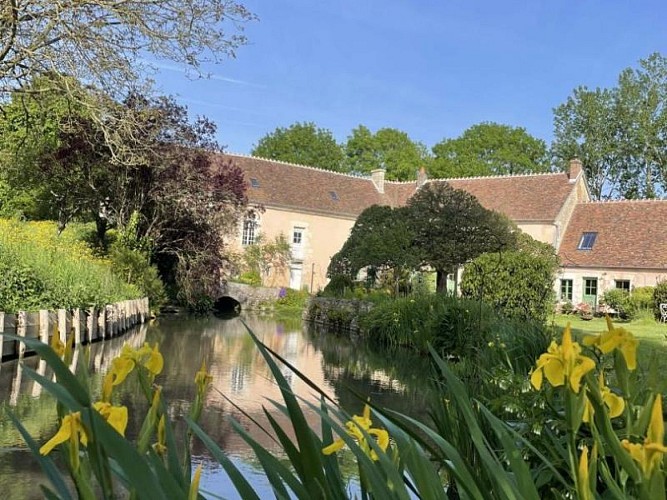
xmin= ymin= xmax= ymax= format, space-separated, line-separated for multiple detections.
xmin=150 ymin=0 xmax=667 ymax=155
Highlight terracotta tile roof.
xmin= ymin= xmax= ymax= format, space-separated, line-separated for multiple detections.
xmin=558 ymin=200 xmax=667 ymax=269
xmin=438 ymin=173 xmax=576 ymax=221
xmin=225 ymin=154 xmax=577 ymax=222
xmin=225 ymin=154 xmax=402 ymax=217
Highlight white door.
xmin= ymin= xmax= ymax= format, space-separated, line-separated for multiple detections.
xmin=289 ymin=265 xmax=303 ymax=290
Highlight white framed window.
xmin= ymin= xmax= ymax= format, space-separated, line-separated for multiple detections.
xmin=242 ymin=215 xmax=258 ymax=246
xmin=292 ymin=227 xmax=304 ymax=245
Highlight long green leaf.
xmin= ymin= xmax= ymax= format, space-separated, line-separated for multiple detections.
xmin=428 ymin=344 xmax=524 ymax=499
xmin=186 ymin=418 xmax=261 ymax=500
xmin=228 ymin=418 xmax=307 ymax=499
xmin=7 ymin=409 xmax=74 ymax=500
xmin=479 ymin=405 xmax=540 ymax=500
xmin=382 ymin=409 xmax=486 ymax=500
xmin=241 ymin=321 xmax=327 ymax=496
xmin=81 ymin=409 xmax=173 ymax=500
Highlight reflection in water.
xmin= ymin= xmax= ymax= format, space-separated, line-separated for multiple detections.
xmin=0 ymin=315 xmax=430 ymax=498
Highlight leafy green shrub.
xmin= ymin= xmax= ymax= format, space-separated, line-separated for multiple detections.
xmin=460 ymin=235 xmax=559 ymax=323
xmin=321 ymin=274 xmax=354 ymax=297
xmin=630 ymin=285 xmax=654 ymax=312
xmin=275 ymin=288 xmax=310 ymax=314
xmin=560 ymin=300 xmax=574 ymax=314
xmin=359 ymin=294 xmax=551 ymax=364
xmin=109 ymin=244 xmax=166 ymax=311
xmin=603 ymin=288 xmax=635 ymax=319
xmin=236 ymin=270 xmax=261 ymax=286
xmin=653 ymin=280 xmax=667 ymax=320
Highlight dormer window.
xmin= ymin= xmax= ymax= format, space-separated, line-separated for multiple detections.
xmin=578 ymin=232 xmax=597 ymax=250
xmin=250 ymin=178 xmax=260 ymax=188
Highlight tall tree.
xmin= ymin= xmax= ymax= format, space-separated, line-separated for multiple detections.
xmin=0 ymin=84 xmax=248 ymax=308
xmin=431 ymin=122 xmax=550 ymax=178
xmin=407 ymin=182 xmax=517 ymax=292
xmin=552 ymin=87 xmax=621 ymax=200
xmin=553 ymin=53 xmax=667 ymax=199
xmin=344 ymin=126 xmax=431 ymax=180
xmin=0 ymin=1 xmax=254 ymax=100
xmin=328 ymin=205 xmax=419 ymax=293
xmin=251 ymin=122 xmax=345 ymax=172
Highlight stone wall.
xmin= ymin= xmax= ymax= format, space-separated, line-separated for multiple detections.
xmin=303 ymin=297 xmax=375 ymax=335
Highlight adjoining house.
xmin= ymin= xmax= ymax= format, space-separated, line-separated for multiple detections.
xmin=227 ymin=154 xmax=666 ymax=303
xmin=557 ymin=200 xmax=667 ymax=308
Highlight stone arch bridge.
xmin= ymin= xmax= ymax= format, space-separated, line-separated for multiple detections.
xmin=215 ymin=282 xmax=282 ymax=312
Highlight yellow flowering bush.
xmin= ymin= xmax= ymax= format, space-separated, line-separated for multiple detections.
xmin=0 ymin=219 xmax=140 ymax=310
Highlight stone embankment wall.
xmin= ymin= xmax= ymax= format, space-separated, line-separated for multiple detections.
xmin=0 ymin=297 xmax=149 ymax=362
xmin=303 ymin=297 xmax=375 ymax=335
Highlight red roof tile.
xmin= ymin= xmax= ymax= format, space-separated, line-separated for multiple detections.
xmin=226 ymin=154 xmax=577 ymax=222
xmin=225 ymin=154 xmax=402 ymax=216
xmin=558 ymin=201 xmax=667 ymax=269
xmin=442 ymin=173 xmax=576 ymax=221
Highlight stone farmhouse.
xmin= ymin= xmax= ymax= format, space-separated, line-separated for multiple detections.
xmin=226 ymin=153 xmax=667 ymax=309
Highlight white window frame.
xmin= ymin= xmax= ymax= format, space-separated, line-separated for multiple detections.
xmin=242 ymin=214 xmax=258 ymax=246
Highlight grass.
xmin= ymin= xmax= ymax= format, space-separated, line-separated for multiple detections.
xmin=552 ymin=312 xmax=667 ymax=372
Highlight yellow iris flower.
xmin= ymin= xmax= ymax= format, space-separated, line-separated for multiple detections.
xmin=50 ymin=328 xmax=65 ymax=358
xmin=530 ymin=324 xmax=596 ymax=393
xmin=188 ymin=464 xmax=203 ymax=500
xmin=322 ymin=404 xmax=390 ymax=461
xmin=40 ymin=403 xmax=128 ymax=456
xmin=92 ymin=402 xmax=128 ymax=437
xmin=110 ymin=343 xmax=164 ymax=386
xmin=195 ymin=360 xmax=213 ymax=393
xmin=622 ymin=394 xmax=667 ymax=478
xmin=39 ymin=412 xmax=88 ymax=455
xmin=583 ymin=316 xmax=637 ymax=370
xmin=153 ymin=415 xmax=168 ymax=456
xmin=582 ymin=372 xmax=625 ymax=423
xmin=577 ymin=445 xmax=593 ymax=500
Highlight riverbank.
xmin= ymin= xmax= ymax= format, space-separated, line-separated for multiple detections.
xmin=0 ymin=219 xmax=142 ymax=311
xmin=0 ymin=297 xmax=149 ymax=362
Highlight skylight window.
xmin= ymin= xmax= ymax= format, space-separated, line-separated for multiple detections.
xmin=329 ymin=191 xmax=339 ymax=201
xmin=250 ymin=178 xmax=260 ymax=188
xmin=578 ymin=232 xmax=597 ymax=250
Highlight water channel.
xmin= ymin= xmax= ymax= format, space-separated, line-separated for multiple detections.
xmin=0 ymin=314 xmax=430 ymax=499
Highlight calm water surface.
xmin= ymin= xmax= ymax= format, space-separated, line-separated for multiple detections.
xmin=0 ymin=315 xmax=430 ymax=499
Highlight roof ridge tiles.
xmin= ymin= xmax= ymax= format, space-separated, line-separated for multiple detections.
xmin=583 ymin=198 xmax=667 ymax=204
xmin=425 ymin=171 xmax=565 ymax=182
xmin=224 ymin=152 xmax=369 ymax=180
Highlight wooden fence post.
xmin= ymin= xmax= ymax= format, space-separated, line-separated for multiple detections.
xmin=73 ymin=309 xmax=82 ymax=345
xmin=86 ymin=308 xmax=96 ymax=343
xmin=39 ymin=310 xmax=50 ymax=344
xmin=105 ymin=305 xmax=113 ymax=337
xmin=57 ymin=309 xmax=68 ymax=344
xmin=0 ymin=312 xmax=4 ymax=361
xmin=17 ymin=311 xmax=27 ymax=358
xmin=98 ymin=308 xmax=106 ymax=340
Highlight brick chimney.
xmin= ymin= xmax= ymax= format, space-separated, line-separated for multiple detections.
xmin=416 ymin=166 xmax=428 ymax=188
xmin=568 ymin=158 xmax=582 ymax=182
xmin=370 ymin=168 xmax=385 ymax=193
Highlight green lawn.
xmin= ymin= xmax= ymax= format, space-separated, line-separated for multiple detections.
xmin=551 ymin=313 xmax=667 ymax=372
